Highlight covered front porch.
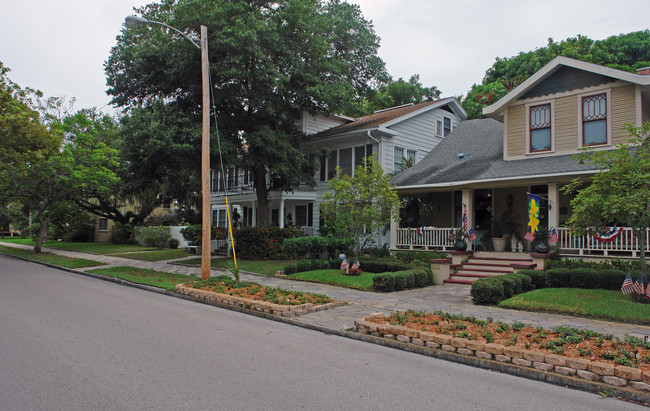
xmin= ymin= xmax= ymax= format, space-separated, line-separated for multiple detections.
xmin=390 ymin=182 xmax=648 ymax=259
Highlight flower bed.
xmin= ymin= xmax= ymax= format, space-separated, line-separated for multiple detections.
xmin=176 ymin=275 xmax=339 ymax=317
xmin=355 ymin=310 xmax=650 ymax=391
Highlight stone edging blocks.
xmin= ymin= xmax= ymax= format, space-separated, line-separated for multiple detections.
xmin=355 ymin=314 xmax=650 ymax=396
xmin=175 ymin=284 xmax=338 ymax=317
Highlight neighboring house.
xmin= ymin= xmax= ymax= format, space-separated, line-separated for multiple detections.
xmin=94 ymin=202 xmax=177 ymax=243
xmin=390 ymin=56 xmax=650 ymax=257
xmin=210 ymin=98 xmax=466 ymax=245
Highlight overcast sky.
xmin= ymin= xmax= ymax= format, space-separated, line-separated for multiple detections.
xmin=1 ymin=0 xmax=647 ymax=115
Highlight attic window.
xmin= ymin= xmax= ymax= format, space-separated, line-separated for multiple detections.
xmin=529 ymin=103 xmax=551 ymax=152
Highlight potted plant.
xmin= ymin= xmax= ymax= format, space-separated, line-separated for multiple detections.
xmin=449 ymin=227 xmax=469 ymax=251
xmin=490 ymin=212 xmax=522 ymax=252
xmin=534 ymin=226 xmax=551 ymax=254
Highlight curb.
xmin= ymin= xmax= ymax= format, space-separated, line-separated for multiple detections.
xmin=3 ymin=250 xmax=649 ymax=404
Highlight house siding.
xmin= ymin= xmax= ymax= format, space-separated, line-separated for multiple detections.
xmin=611 ymin=84 xmax=636 ymax=144
xmin=302 ymin=112 xmax=349 ymax=135
xmin=388 ymin=109 xmax=453 ymax=164
xmin=554 ymin=95 xmax=577 ymax=153
xmin=506 ymin=105 xmax=526 ymax=158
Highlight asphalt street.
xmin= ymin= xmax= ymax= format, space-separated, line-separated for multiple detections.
xmin=0 ymin=255 xmax=641 ymax=410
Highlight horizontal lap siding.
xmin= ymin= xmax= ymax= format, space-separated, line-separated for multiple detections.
xmin=554 ymin=95 xmax=577 ymax=153
xmin=303 ymin=113 xmax=348 ymax=135
xmin=388 ymin=109 xmax=451 ymax=164
xmin=506 ymin=105 xmax=526 ymax=158
xmin=611 ymin=85 xmax=636 ymax=144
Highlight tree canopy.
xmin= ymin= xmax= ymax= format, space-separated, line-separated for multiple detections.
xmin=462 ymin=30 xmax=650 ymax=119
xmin=106 ymin=0 xmax=386 ymax=226
xmin=320 ymin=156 xmax=400 ymax=259
xmin=563 ymin=123 xmax=650 ymax=280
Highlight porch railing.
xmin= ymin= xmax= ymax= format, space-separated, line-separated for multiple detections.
xmin=556 ymin=227 xmax=648 ymax=258
xmin=394 ymin=227 xmax=455 ymax=251
xmin=393 ymin=226 xmax=648 ymax=257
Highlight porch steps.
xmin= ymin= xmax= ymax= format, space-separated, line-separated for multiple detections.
xmin=443 ymin=254 xmax=538 ymax=285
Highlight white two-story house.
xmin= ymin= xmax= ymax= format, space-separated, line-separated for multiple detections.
xmin=210 ymin=98 xmax=466 ymax=244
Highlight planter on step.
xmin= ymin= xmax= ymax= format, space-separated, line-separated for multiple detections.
xmin=491 ymin=237 xmax=507 ymax=252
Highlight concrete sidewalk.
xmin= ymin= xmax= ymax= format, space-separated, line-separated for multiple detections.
xmin=4 ymin=242 xmax=650 ymax=339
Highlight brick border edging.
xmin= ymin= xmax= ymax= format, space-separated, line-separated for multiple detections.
xmin=354 ymin=314 xmax=650 ymax=403
xmin=175 ymin=283 xmax=340 ymax=317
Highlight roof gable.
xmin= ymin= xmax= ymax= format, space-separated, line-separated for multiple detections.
xmin=484 ymin=56 xmax=650 ymax=117
xmin=315 ymin=98 xmax=466 ymax=138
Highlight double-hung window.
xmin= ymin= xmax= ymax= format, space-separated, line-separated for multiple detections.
xmin=582 ymin=93 xmax=607 ymax=146
xmin=529 ymin=103 xmax=552 ymax=152
xmin=394 ymin=146 xmax=404 ymax=173
xmin=443 ymin=117 xmax=452 ymax=137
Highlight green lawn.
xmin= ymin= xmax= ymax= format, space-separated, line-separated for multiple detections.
xmin=182 ymin=258 xmax=295 ymax=277
xmin=288 ymin=269 xmax=376 ymax=290
xmin=499 ymin=288 xmax=650 ymax=325
xmin=0 ymin=245 xmax=105 ymax=268
xmin=0 ymin=238 xmax=156 ymax=255
xmin=112 ymin=249 xmax=191 ymax=261
xmin=87 ymin=266 xmax=195 ymax=291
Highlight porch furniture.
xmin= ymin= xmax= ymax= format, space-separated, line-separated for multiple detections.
xmin=473 ymin=230 xmax=487 ymax=251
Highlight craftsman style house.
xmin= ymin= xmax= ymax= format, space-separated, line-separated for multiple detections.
xmin=390 ymin=56 xmax=650 ymax=257
xmin=210 ymin=98 xmax=466 ymax=243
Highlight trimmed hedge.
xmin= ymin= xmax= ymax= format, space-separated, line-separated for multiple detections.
xmin=372 ymin=268 xmax=433 ymax=292
xmin=234 ymin=227 xmax=304 ymax=260
xmin=471 ymin=268 xmax=636 ymax=305
xmin=282 ymin=237 xmax=353 ymax=260
xmin=358 ymin=258 xmax=410 ymax=273
xmin=283 ymin=259 xmax=340 ymax=275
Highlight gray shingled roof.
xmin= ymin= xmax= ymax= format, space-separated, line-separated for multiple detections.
xmin=390 ymin=118 xmax=598 ymax=188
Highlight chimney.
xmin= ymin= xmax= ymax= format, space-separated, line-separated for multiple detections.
xmin=636 ymin=67 xmax=650 ymax=76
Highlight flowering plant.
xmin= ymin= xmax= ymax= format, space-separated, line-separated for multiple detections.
xmin=448 ymin=227 xmax=468 ymax=242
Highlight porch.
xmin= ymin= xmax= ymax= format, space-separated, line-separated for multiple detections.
xmin=392 ymin=226 xmax=649 ymax=258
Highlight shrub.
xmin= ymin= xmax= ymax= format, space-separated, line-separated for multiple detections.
xmin=413 ymin=268 xmax=433 ymax=288
xmin=597 ymin=269 xmax=630 ymax=290
xmin=359 ymin=258 xmax=410 ymax=273
xmin=471 ymin=278 xmax=504 ymax=305
xmin=372 ymin=274 xmax=396 ymax=292
xmin=392 ymin=250 xmax=447 ymax=266
xmin=282 ymin=237 xmax=353 ymax=259
xmin=140 ymin=226 xmax=171 ymax=249
xmin=499 ymin=275 xmax=518 ymax=299
xmin=568 ymin=268 xmax=599 ymax=289
xmin=508 ymin=273 xmax=533 ymax=292
xmin=169 ymin=238 xmax=180 ymax=249
xmin=234 ymin=226 xmax=304 ymax=260
xmin=393 ymin=273 xmax=408 ymax=291
xmin=403 ymin=271 xmax=415 ymax=289
xmin=110 ymin=222 xmax=135 ymax=244
xmin=518 ymin=269 xmax=547 ymax=289
xmin=180 ymin=225 xmax=227 ymax=246
xmin=546 ymin=268 xmax=571 ymax=288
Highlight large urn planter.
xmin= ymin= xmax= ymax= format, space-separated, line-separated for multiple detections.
xmin=535 ymin=241 xmax=551 ymax=254
xmin=454 ymin=240 xmax=468 ymax=251
xmin=491 ymin=237 xmax=507 ymax=252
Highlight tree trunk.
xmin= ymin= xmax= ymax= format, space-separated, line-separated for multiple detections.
xmin=254 ymin=165 xmax=271 ymax=227
xmin=34 ymin=210 xmax=48 ymax=253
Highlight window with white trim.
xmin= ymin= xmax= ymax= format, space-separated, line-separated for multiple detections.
xmin=529 ymin=103 xmax=552 ymax=152
xmin=394 ymin=146 xmax=404 ymax=173
xmin=339 ymin=147 xmax=352 ymax=176
xmin=436 ymin=120 xmax=442 ymax=136
xmin=443 ymin=117 xmax=452 ymax=137
xmin=406 ymin=149 xmax=416 ymax=166
xmin=582 ymin=93 xmax=607 ymax=146
xmin=98 ymin=218 xmax=108 ymax=232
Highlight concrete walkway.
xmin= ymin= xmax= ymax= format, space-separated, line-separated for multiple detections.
xmin=4 ymin=242 xmax=650 ymax=339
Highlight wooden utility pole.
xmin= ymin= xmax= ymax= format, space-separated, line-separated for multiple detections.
xmin=200 ymin=25 xmax=211 ymax=280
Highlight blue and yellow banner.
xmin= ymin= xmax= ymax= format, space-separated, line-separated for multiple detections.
xmin=524 ymin=194 xmax=542 ymax=241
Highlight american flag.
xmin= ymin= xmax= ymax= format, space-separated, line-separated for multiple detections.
xmin=549 ymin=228 xmax=558 ymax=244
xmin=350 ymin=259 xmax=360 ymax=271
xmin=621 ymin=272 xmax=634 ymax=295
xmin=634 ymin=274 xmax=645 ymax=295
xmin=524 ymin=231 xmax=535 ymax=242
xmin=646 ymin=278 xmax=650 ymax=298
xmin=340 ymin=259 xmax=348 ymax=271
xmin=467 ymin=227 xmax=477 ymax=242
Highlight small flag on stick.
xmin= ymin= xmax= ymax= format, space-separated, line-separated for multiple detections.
xmin=634 ymin=274 xmax=645 ymax=295
xmin=621 ymin=272 xmax=634 ymax=295
xmin=549 ymin=228 xmax=558 ymax=245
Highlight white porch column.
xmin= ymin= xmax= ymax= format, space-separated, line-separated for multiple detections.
xmin=548 ymin=183 xmax=559 ymax=229
xmin=461 ymin=189 xmax=475 ymax=250
xmin=389 ymin=207 xmax=398 ymax=249
xmin=251 ymin=200 xmax=257 ymax=227
xmin=279 ymin=199 xmax=285 ymax=228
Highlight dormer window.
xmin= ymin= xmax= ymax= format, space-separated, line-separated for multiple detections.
xmin=529 ymin=103 xmax=552 ymax=152
xmin=582 ymin=93 xmax=607 ymax=146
